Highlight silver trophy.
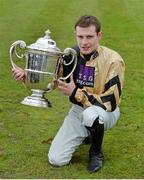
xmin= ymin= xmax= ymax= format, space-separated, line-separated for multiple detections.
xmin=10 ymin=30 xmax=77 ymax=108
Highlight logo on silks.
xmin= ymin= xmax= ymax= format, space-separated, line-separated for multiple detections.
xmin=76 ymin=65 xmax=95 ymax=87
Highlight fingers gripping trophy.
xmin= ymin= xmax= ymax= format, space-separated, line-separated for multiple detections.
xmin=9 ymin=30 xmax=77 ymax=108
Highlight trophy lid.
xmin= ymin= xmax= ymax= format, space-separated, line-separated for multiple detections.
xmin=27 ymin=30 xmax=61 ymax=53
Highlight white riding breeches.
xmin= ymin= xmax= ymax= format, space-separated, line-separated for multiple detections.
xmin=48 ymin=104 xmax=120 ymax=166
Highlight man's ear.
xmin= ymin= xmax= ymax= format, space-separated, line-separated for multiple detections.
xmin=97 ymin=31 xmax=103 ymax=40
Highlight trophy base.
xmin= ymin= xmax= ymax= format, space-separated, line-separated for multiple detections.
xmin=21 ymin=89 xmax=52 ymax=108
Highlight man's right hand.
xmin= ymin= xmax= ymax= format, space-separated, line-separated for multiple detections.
xmin=51 ymin=79 xmax=59 ymax=90
xmin=12 ymin=64 xmax=26 ymax=82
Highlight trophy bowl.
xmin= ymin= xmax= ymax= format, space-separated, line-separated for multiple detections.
xmin=9 ymin=30 xmax=77 ymax=108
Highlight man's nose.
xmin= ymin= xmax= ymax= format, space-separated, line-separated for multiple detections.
xmin=82 ymin=37 xmax=88 ymax=44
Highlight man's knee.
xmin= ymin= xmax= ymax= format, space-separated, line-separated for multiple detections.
xmin=82 ymin=105 xmax=104 ymax=127
xmin=48 ymin=152 xmax=70 ymax=167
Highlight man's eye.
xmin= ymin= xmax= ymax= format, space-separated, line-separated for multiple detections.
xmin=87 ymin=36 xmax=93 ymax=39
xmin=78 ymin=36 xmax=83 ymax=39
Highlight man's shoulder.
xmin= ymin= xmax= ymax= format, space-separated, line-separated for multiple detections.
xmin=100 ymin=46 xmax=119 ymax=55
xmin=100 ymin=46 xmax=124 ymax=63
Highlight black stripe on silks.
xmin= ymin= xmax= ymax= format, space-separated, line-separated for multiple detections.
xmin=69 ymin=87 xmax=83 ymax=107
xmin=101 ymin=94 xmax=116 ymax=111
xmin=104 ymin=75 xmax=121 ymax=96
xmin=82 ymin=90 xmax=106 ymax=110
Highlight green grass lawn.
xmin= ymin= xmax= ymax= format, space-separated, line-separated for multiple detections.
xmin=0 ymin=0 xmax=144 ymax=178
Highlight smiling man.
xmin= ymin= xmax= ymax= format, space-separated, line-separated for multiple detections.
xmin=48 ymin=15 xmax=125 ymax=173
xmin=12 ymin=15 xmax=125 ymax=173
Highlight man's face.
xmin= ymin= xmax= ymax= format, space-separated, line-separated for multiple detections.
xmin=75 ymin=25 xmax=102 ymax=55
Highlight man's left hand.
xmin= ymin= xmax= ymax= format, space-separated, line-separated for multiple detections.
xmin=58 ymin=75 xmax=76 ymax=96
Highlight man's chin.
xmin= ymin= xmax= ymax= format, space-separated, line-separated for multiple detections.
xmin=81 ymin=50 xmax=91 ymax=55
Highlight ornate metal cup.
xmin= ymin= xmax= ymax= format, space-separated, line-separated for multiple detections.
xmin=10 ymin=30 xmax=77 ymax=108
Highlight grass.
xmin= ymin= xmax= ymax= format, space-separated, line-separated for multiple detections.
xmin=0 ymin=0 xmax=144 ymax=178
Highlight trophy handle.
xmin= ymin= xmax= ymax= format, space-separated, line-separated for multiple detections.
xmin=60 ymin=48 xmax=77 ymax=81
xmin=9 ymin=40 xmax=26 ymax=68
